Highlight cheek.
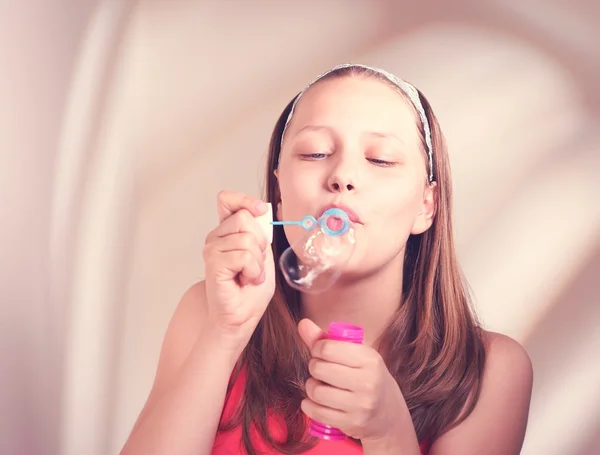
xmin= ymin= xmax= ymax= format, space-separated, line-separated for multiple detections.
xmin=276 ymin=167 xmax=320 ymax=249
xmin=278 ymin=165 xmax=321 ymax=218
xmin=363 ymin=183 xmax=422 ymax=249
xmin=371 ymin=179 xmax=421 ymax=221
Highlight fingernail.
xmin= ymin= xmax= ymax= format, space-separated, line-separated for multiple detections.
xmin=254 ymin=200 xmax=268 ymax=213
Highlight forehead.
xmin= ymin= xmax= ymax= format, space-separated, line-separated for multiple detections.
xmin=286 ymin=75 xmax=419 ymax=142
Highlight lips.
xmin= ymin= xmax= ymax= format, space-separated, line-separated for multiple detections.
xmin=319 ymin=204 xmax=362 ymax=224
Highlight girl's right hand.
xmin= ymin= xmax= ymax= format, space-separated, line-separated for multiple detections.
xmin=202 ymin=190 xmax=276 ymax=347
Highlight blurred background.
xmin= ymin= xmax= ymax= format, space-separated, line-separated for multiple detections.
xmin=1 ymin=0 xmax=599 ymax=454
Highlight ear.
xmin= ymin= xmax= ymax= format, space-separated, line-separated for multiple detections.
xmin=411 ymin=182 xmax=437 ymax=235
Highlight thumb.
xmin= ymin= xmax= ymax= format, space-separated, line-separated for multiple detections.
xmin=298 ymin=318 xmax=326 ymax=351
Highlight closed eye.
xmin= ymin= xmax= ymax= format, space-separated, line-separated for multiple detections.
xmin=301 ymin=153 xmax=329 ymax=160
xmin=368 ymin=158 xmax=395 ymax=167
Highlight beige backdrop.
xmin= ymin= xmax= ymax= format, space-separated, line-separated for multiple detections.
xmin=1 ymin=1 xmax=599 ymax=454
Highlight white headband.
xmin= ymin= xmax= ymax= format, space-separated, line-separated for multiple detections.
xmin=280 ymin=63 xmax=434 ymax=182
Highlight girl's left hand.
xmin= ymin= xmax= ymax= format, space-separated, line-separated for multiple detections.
xmin=298 ymin=319 xmax=408 ymax=442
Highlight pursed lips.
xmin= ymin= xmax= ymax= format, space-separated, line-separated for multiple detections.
xmin=318 ymin=204 xmax=362 ymax=224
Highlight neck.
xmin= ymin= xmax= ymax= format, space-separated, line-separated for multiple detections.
xmin=300 ymin=255 xmax=404 ymax=347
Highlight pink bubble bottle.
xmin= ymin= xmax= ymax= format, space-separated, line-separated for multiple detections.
xmin=308 ymin=322 xmax=364 ymax=440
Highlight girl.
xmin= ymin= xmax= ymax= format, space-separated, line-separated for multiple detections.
xmin=121 ymin=64 xmax=533 ymax=455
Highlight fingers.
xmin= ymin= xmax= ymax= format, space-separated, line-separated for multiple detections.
xmin=305 ymin=377 xmax=354 ymax=412
xmin=298 ymin=318 xmax=327 ymax=351
xmin=206 ymin=208 xmax=268 ymax=252
xmin=203 ymin=191 xmax=270 ymax=288
xmin=311 ymin=339 xmax=377 ymax=368
xmin=210 ymin=231 xmax=265 ymax=262
xmin=217 ymin=190 xmax=268 ymax=224
xmin=212 ymin=233 xmax=265 ymax=286
xmin=308 ymin=358 xmax=357 ymax=391
xmin=204 ymin=248 xmax=264 ymax=286
xmin=301 ymin=397 xmax=346 ymax=429
xmin=203 ymin=212 xmax=267 ymax=287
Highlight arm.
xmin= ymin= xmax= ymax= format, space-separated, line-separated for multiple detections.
xmin=120 ymin=191 xmax=273 ymax=455
xmin=120 ymin=281 xmax=244 ymax=455
xmin=429 ymin=333 xmax=534 ymax=455
xmin=361 ymin=409 xmax=421 ymax=455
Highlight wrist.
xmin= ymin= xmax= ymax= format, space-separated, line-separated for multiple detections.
xmin=194 ymin=325 xmax=250 ymax=368
xmin=362 ymin=434 xmax=420 ymax=455
xmin=362 ymin=386 xmax=420 ymax=455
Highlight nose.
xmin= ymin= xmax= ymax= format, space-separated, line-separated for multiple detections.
xmin=328 ymin=179 xmax=355 ymax=192
xmin=327 ymin=159 xmax=356 ymax=193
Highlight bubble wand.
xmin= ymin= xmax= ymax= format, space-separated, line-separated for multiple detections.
xmin=256 ymin=206 xmax=355 ymax=293
xmin=270 ymin=207 xmax=351 ymax=237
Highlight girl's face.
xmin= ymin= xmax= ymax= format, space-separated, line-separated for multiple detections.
xmin=276 ymin=76 xmax=435 ymax=276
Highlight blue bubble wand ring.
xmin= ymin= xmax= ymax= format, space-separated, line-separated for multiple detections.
xmin=270 ymin=208 xmax=350 ymax=237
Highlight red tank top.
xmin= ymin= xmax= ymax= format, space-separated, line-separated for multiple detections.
xmin=211 ymin=370 xmax=430 ymax=455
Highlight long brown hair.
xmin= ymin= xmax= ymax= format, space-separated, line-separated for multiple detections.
xmin=219 ymin=66 xmax=486 ymax=454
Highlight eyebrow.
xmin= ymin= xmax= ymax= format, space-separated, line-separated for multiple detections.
xmin=294 ymin=124 xmax=404 ymax=144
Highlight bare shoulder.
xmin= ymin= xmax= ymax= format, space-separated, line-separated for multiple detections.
xmin=429 ymin=330 xmax=534 ymax=454
xmin=481 ymin=330 xmax=534 ymax=384
xmin=478 ymin=330 xmax=534 ymax=416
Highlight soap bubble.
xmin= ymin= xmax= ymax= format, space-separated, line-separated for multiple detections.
xmin=279 ymin=209 xmax=356 ymax=293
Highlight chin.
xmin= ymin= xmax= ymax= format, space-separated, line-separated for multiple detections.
xmin=341 ymin=251 xmax=403 ymax=281
xmin=336 ymin=258 xmax=377 ymax=281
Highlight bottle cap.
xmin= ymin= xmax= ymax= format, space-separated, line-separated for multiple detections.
xmin=327 ymin=322 xmax=364 ymax=343
xmin=255 ymin=202 xmax=273 ymax=244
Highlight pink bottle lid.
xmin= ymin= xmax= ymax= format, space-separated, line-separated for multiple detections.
xmin=309 ymin=322 xmax=364 ymax=441
xmin=327 ymin=322 xmax=364 ymax=343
